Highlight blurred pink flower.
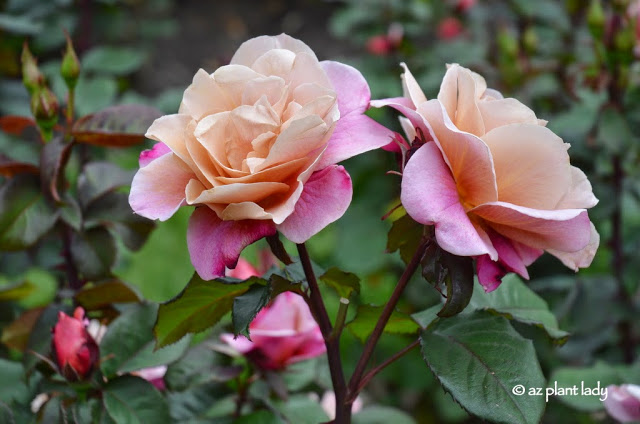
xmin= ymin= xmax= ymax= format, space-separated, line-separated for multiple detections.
xmin=437 ymin=17 xmax=463 ymax=40
xmin=604 ymin=384 xmax=640 ymax=423
xmin=367 ymin=35 xmax=393 ymax=56
xmin=221 ymin=291 xmax=325 ymax=370
xmin=372 ymin=64 xmax=599 ymax=291
xmin=456 ymin=0 xmax=476 ymax=13
xmin=129 ymin=34 xmax=395 ymax=281
xmin=320 ymin=391 xmax=363 ymax=420
xmin=51 ymin=307 xmax=99 ymax=382
xmin=132 ymin=365 xmax=168 ymax=391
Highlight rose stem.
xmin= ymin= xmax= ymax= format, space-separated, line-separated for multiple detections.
xmin=350 ymin=339 xmax=420 ymax=401
xmin=329 ymin=298 xmax=350 ymax=342
xmin=296 ymin=243 xmax=350 ymax=423
xmin=347 ymin=239 xmax=429 ymax=400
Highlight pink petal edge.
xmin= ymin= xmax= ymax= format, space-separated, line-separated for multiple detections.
xmin=139 ymin=142 xmax=171 ymax=167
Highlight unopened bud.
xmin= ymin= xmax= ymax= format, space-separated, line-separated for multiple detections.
xmin=30 ymin=87 xmax=59 ymax=141
xmin=497 ymin=29 xmax=519 ymax=59
xmin=60 ymin=31 xmax=80 ymax=90
xmin=21 ymin=42 xmax=44 ymax=95
xmin=51 ymin=307 xmax=99 ymax=382
xmin=522 ymin=27 xmax=538 ymax=54
xmin=588 ymin=0 xmax=606 ymax=40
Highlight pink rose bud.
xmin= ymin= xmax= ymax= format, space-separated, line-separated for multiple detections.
xmin=132 ymin=366 xmax=168 ymax=391
xmin=457 ymin=0 xmax=476 ymax=12
xmin=437 ymin=17 xmax=463 ymax=40
xmin=221 ymin=292 xmax=326 ymax=370
xmin=366 ymin=35 xmax=393 ymax=56
xmin=51 ymin=307 xmax=99 ymax=382
xmin=604 ymin=384 xmax=640 ymax=423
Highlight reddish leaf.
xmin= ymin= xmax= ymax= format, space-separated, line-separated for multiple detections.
xmin=0 ymin=154 xmax=39 ymax=177
xmin=1 ymin=308 xmax=45 ymax=351
xmin=40 ymin=136 xmax=74 ymax=202
xmin=72 ymin=104 xmax=163 ymax=147
xmin=75 ymin=279 xmax=141 ymax=310
xmin=0 ymin=115 xmax=35 ymax=135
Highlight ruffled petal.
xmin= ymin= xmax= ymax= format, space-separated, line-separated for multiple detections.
xmin=471 ymin=201 xmax=591 ymax=252
xmin=321 ymin=60 xmax=370 ymax=115
xmin=401 ymin=142 xmax=497 ymax=258
xmin=187 ymin=207 xmax=276 ymax=280
xmin=139 ymin=142 xmax=171 ymax=168
xmin=231 ymin=34 xmax=317 ymax=67
xmin=555 ymin=166 xmax=599 ymax=209
xmin=547 ymin=222 xmax=599 ymax=271
xmin=476 ymin=255 xmax=506 ymax=292
xmin=400 ymin=63 xmax=427 ymax=108
xmin=129 ymin=153 xmax=195 ymax=221
xmin=369 ymin=97 xmax=430 ymax=139
xmin=277 ymin=165 xmax=352 ymax=244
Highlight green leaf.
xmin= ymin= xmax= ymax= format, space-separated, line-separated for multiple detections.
xmin=70 ymin=227 xmax=116 ymax=280
xmin=233 ymin=410 xmax=281 ymax=424
xmin=59 ymin=194 xmax=82 ymax=231
xmin=75 ymin=76 xmax=118 ymax=117
xmin=353 ymin=406 xmax=416 ymax=424
xmin=549 ymin=362 xmax=621 ymax=411
xmin=347 ymin=304 xmax=419 ymax=343
xmin=0 ymin=280 xmax=35 ymax=302
xmin=420 ymin=312 xmax=546 ymax=424
xmin=72 ymin=104 xmax=163 ymax=147
xmin=0 ymin=174 xmax=58 ymax=251
xmin=274 ymin=395 xmax=330 ymax=424
xmin=387 ymin=213 xmax=423 ymax=264
xmin=436 ymin=252 xmax=474 ymax=318
xmin=82 ymin=47 xmax=147 ymax=76
xmin=154 ymin=274 xmax=256 ymax=348
xmin=597 ymin=107 xmax=632 ymax=154
xmin=77 ymin=162 xmax=135 ymax=208
xmin=319 ymin=267 xmax=360 ymax=299
xmin=40 ymin=136 xmax=73 ymax=202
xmin=469 ymin=274 xmax=569 ymax=342
xmin=232 ymin=283 xmax=271 ymax=338
xmin=103 ymin=375 xmax=171 ymax=423
xmin=75 ymin=280 xmax=141 ymax=310
xmin=24 ymin=304 xmax=67 ymax=374
xmin=0 ymin=359 xmax=30 ymax=405
xmin=100 ymin=303 xmax=190 ymax=377
xmin=411 ymin=304 xmax=442 ymax=329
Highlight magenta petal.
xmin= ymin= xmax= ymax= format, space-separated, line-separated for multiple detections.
xmin=277 ymin=165 xmax=352 ymax=244
xmin=401 ymin=142 xmax=496 ymax=258
xmin=220 ymin=333 xmax=254 ymax=353
xmin=476 ymin=255 xmax=506 ymax=292
xmin=139 ymin=142 xmax=171 ymax=168
xmin=129 ymin=153 xmax=195 ymax=221
xmin=489 ymin=231 xmax=541 ymax=280
xmin=317 ymin=114 xmax=396 ymax=168
xmin=187 ymin=207 xmax=276 ymax=280
xmin=370 ymin=97 xmax=431 ymax=138
xmin=321 ymin=61 xmax=370 ymax=115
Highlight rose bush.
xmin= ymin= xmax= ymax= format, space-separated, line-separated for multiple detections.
xmin=129 ymin=33 xmax=394 ymax=279
xmin=373 ymin=64 xmax=599 ymax=291
xmin=221 ymin=291 xmax=325 ymax=370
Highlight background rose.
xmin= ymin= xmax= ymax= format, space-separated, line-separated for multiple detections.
xmin=373 ymin=64 xmax=599 ymax=291
xmin=604 ymin=384 xmax=640 ymax=423
xmin=129 ymin=34 xmax=394 ymax=280
xmin=221 ymin=291 xmax=325 ymax=370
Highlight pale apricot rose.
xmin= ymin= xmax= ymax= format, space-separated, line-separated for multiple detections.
xmin=129 ymin=34 xmax=394 ymax=279
xmin=372 ymin=64 xmax=599 ymax=291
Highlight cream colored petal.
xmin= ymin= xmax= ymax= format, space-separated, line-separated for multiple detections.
xmin=547 ymin=222 xmax=599 ymax=271
xmin=288 ymin=52 xmax=333 ymax=91
xmin=482 ymin=123 xmax=572 ymax=210
xmin=221 ymin=202 xmax=272 ymax=220
xmin=438 ymin=64 xmax=459 ymax=120
xmin=212 ymin=65 xmax=263 ymax=108
xmin=292 ymin=83 xmax=339 ymax=124
xmin=482 ymin=88 xmax=504 ymax=100
xmin=478 ymin=98 xmax=538 ymax=133
xmin=146 ymin=114 xmax=197 ymax=172
xmin=417 ymin=99 xmax=498 ymax=207
xmin=179 ymin=69 xmax=231 ymax=120
xmin=249 ymin=131 xmax=277 ymax=160
xmin=194 ymin=112 xmax=248 ymax=178
xmin=257 ymin=115 xmax=332 ymax=171
xmin=184 ymin=122 xmax=218 ymax=187
xmin=450 ymin=65 xmax=485 ymax=136
xmin=251 ymin=49 xmax=296 ymax=79
xmin=283 ymin=95 xmax=337 ymax=129
xmin=231 ymin=34 xmax=317 ymax=67
xmin=399 ymin=116 xmax=416 ymax=142
xmin=187 ymin=181 xmax=290 ymax=205
xmin=218 ymin=157 xmax=308 ymax=185
xmin=470 ymin=69 xmax=487 ymax=98
xmin=241 ymin=76 xmax=286 ymax=109
xmin=554 ymin=166 xmax=599 ymax=209
xmin=282 ymin=102 xmax=302 ymax=123
xmin=400 ymin=63 xmax=427 ymax=108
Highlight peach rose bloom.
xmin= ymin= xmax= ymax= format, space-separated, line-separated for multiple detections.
xmin=129 ymin=34 xmax=394 ymax=279
xmin=373 ymin=64 xmax=599 ymax=291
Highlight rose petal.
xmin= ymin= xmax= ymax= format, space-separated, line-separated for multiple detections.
xmin=187 ymin=207 xmax=276 ymax=280
xmin=400 ymin=63 xmax=427 ymax=107
xmin=220 ymin=333 xmax=254 ymax=353
xmin=139 ymin=142 xmax=171 ymax=168
xmin=482 ymin=123 xmax=572 ymax=210
xmin=179 ymin=69 xmax=230 ymax=120
xmin=436 ymin=64 xmax=485 ymax=136
xmin=316 ymin=114 xmax=396 ymax=169
xmin=401 ymin=142 xmax=497 ymax=258
xmin=555 ymin=166 xmax=599 ymax=209
xmin=417 ymin=99 xmax=498 ymax=207
xmin=129 ymin=153 xmax=195 ymax=221
xmin=476 ymin=255 xmax=506 ymax=292
xmin=547 ymin=222 xmax=599 ymax=271
xmin=145 ymin=114 xmax=194 ymax=169
xmin=471 ymin=201 xmax=591 ymax=252
xmin=277 ymin=165 xmax=352 ymax=244
xmin=231 ymin=34 xmax=317 ymax=67
xmin=477 ymin=98 xmax=539 ymax=133
xmin=321 ymin=60 xmax=370 ymax=115
xmin=369 ymin=97 xmax=430 ymax=139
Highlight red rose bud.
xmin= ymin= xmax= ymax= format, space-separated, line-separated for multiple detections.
xmin=21 ymin=42 xmax=44 ymax=95
xmin=366 ymin=35 xmax=392 ymax=56
xmin=437 ymin=17 xmax=463 ymax=40
xmin=60 ymin=31 xmax=80 ymax=90
xmin=51 ymin=307 xmax=99 ymax=382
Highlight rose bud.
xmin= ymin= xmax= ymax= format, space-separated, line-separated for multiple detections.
xmin=372 ymin=64 xmax=598 ymax=292
xmin=604 ymin=384 xmax=640 ymax=423
xmin=221 ymin=292 xmax=325 ymax=370
xmin=437 ymin=17 xmax=463 ymax=40
xmin=60 ymin=30 xmax=81 ymax=90
xmin=129 ymin=34 xmax=396 ymax=281
xmin=51 ymin=307 xmax=99 ymax=382
xmin=21 ymin=42 xmax=44 ymax=95
xmin=366 ymin=35 xmax=393 ymax=56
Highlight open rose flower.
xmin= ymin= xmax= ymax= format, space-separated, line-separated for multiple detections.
xmin=221 ymin=291 xmax=325 ymax=370
xmin=372 ymin=64 xmax=599 ymax=291
xmin=604 ymin=384 xmax=640 ymax=423
xmin=130 ymin=34 xmax=394 ymax=279
xmin=51 ymin=307 xmax=99 ymax=382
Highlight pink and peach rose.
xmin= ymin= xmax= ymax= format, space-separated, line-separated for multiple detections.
xmin=373 ymin=64 xmax=599 ymax=291
xmin=129 ymin=34 xmax=394 ymax=280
